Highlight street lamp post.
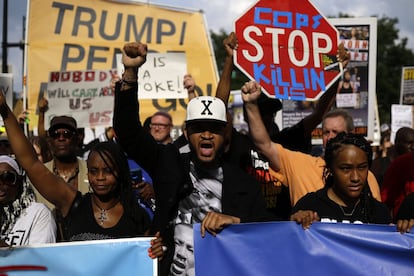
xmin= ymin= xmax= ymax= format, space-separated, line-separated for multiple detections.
xmin=2 ymin=0 xmax=9 ymax=73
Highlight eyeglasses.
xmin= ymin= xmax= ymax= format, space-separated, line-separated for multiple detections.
xmin=150 ymin=123 xmax=171 ymax=129
xmin=49 ymin=129 xmax=76 ymax=139
xmin=0 ymin=171 xmax=18 ymax=186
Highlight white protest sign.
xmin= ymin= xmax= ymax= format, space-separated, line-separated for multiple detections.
xmin=336 ymin=93 xmax=360 ymax=108
xmin=391 ymin=104 xmax=414 ymax=142
xmin=0 ymin=74 xmax=14 ymax=126
xmin=45 ymin=69 xmax=116 ymax=129
xmin=117 ymin=52 xmax=187 ymax=99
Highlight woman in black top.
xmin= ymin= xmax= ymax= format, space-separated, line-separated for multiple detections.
xmin=337 ymin=70 xmax=355 ymax=94
xmin=291 ymin=132 xmax=391 ymax=228
xmin=0 ymin=89 xmax=163 ymax=260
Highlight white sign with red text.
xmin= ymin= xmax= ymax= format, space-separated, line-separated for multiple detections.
xmin=234 ymin=0 xmax=341 ymax=101
xmin=45 ymin=69 xmax=115 ymax=129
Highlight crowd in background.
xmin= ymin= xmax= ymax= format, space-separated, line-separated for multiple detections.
xmin=0 ymin=34 xmax=413 ymax=276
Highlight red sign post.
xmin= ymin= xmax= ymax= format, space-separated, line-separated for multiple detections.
xmin=234 ymin=0 xmax=341 ymax=101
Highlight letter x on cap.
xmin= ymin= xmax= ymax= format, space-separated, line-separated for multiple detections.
xmin=185 ymin=96 xmax=227 ymax=125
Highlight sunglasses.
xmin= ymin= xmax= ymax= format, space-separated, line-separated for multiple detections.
xmin=49 ymin=129 xmax=76 ymax=139
xmin=0 ymin=171 xmax=18 ymax=186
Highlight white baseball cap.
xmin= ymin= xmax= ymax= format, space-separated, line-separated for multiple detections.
xmin=186 ymin=96 xmax=227 ymax=125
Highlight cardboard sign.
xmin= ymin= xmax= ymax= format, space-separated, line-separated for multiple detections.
xmin=45 ymin=69 xmax=115 ymax=128
xmin=116 ymin=52 xmax=187 ymax=99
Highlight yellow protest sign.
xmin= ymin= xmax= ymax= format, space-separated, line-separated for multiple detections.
xmin=27 ymin=0 xmax=218 ymax=129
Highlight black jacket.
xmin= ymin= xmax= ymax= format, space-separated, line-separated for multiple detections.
xmin=113 ymin=84 xmax=271 ymax=273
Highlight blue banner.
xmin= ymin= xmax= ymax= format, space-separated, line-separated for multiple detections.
xmin=0 ymin=238 xmax=156 ymax=276
xmin=194 ymin=222 xmax=414 ymax=276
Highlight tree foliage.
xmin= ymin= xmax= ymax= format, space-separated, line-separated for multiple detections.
xmin=376 ymin=16 xmax=414 ymax=123
xmin=210 ymin=29 xmax=248 ymax=91
xmin=209 ymin=15 xmax=414 ymax=124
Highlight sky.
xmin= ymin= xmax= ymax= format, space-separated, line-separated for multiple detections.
xmin=1 ymin=0 xmax=414 ymax=93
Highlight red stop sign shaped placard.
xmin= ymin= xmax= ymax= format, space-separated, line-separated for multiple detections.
xmin=234 ymin=0 xmax=341 ymax=101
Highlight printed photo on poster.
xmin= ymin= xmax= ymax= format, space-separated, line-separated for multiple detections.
xmin=281 ymin=18 xmax=377 ymax=144
xmin=331 ymin=18 xmax=377 ymax=140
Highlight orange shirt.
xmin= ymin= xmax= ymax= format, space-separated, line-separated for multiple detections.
xmin=270 ymin=144 xmax=381 ymax=206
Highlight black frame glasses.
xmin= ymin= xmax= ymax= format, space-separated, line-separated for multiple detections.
xmin=49 ymin=129 xmax=76 ymax=139
xmin=0 ymin=171 xmax=18 ymax=186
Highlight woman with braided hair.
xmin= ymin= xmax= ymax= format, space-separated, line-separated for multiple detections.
xmin=290 ymin=132 xmax=391 ymax=229
xmin=0 ymin=88 xmax=164 ymax=260
xmin=0 ymin=155 xmax=56 ymax=246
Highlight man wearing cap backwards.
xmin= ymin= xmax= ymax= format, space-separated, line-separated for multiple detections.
xmin=113 ymin=42 xmax=270 ymax=276
xmin=32 ymin=115 xmax=89 ymax=241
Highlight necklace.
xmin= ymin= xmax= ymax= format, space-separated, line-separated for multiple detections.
xmin=92 ymin=197 xmax=119 ymax=225
xmin=53 ymin=162 xmax=79 ymax=185
xmin=338 ymin=200 xmax=360 ymax=216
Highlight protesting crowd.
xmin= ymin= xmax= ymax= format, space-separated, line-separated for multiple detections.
xmin=1 ymin=32 xmax=414 ymax=276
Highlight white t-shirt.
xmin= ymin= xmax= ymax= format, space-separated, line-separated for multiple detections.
xmin=2 ymin=202 xmax=56 ymax=246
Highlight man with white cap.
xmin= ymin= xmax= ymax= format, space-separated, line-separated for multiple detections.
xmin=113 ymin=42 xmax=270 ymax=276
